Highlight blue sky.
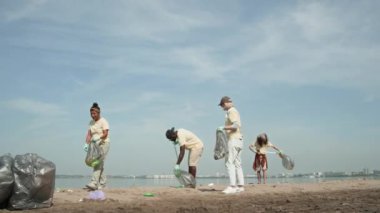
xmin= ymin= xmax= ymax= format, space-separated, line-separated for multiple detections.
xmin=0 ymin=0 xmax=379 ymax=176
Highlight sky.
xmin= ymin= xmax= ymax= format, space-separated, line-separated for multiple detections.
xmin=0 ymin=0 xmax=379 ymax=176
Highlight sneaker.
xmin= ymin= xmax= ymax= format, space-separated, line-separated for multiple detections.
xmin=236 ymin=187 xmax=245 ymax=192
xmin=85 ymin=183 xmax=98 ymax=190
xmin=222 ymin=186 xmax=238 ymax=194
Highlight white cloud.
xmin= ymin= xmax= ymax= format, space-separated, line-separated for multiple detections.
xmin=4 ymin=98 xmax=68 ymax=116
xmin=0 ymin=0 xmax=47 ymax=22
xmin=291 ymin=2 xmax=343 ymax=42
xmin=202 ymin=1 xmax=380 ymax=98
xmin=1 ymin=98 xmax=70 ymax=132
xmin=4 ymin=1 xmax=379 ymax=97
xmin=169 ymin=47 xmax=227 ymax=80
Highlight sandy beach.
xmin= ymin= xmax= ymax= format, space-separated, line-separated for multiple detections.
xmin=1 ymin=179 xmax=379 ymax=213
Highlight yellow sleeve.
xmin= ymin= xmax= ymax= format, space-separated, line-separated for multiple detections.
xmin=228 ymin=109 xmax=240 ymax=125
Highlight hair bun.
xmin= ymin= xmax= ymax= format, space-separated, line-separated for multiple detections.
xmin=90 ymin=102 xmax=101 ymax=111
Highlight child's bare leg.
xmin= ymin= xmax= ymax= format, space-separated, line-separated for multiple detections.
xmin=257 ymin=171 xmax=261 ymax=184
xmin=263 ymin=170 xmax=267 ymax=184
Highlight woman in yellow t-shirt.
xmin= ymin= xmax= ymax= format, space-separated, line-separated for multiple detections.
xmin=85 ymin=102 xmax=110 ymax=190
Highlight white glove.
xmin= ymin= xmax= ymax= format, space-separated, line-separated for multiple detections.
xmin=217 ymin=126 xmax=224 ymax=132
xmin=173 ymin=164 xmax=181 ymax=177
xmin=83 ymin=144 xmax=89 ymax=152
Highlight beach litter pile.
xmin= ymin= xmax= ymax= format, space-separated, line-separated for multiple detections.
xmin=0 ymin=154 xmax=13 ymax=209
xmin=0 ymin=153 xmax=56 ymax=210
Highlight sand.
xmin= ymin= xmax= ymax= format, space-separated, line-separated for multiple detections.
xmin=1 ymin=179 xmax=379 ymax=212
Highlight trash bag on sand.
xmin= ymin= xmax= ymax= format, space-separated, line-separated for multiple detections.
xmin=9 ymin=153 xmax=55 ymax=210
xmin=175 ymin=170 xmax=196 ymax=188
xmin=0 ymin=154 xmax=14 ymax=208
xmin=85 ymin=142 xmax=104 ymax=168
xmin=214 ymin=130 xmax=228 ymax=160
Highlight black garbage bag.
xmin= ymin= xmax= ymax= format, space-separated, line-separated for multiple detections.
xmin=9 ymin=153 xmax=55 ymax=210
xmin=0 ymin=154 xmax=14 ymax=208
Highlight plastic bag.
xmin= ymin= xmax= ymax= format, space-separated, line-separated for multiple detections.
xmin=280 ymin=153 xmax=295 ymax=170
xmin=214 ymin=130 xmax=228 ymax=160
xmin=0 ymin=154 xmax=14 ymax=208
xmin=88 ymin=190 xmax=106 ymax=200
xmin=85 ymin=142 xmax=104 ymax=168
xmin=175 ymin=170 xmax=196 ymax=188
xmin=9 ymin=153 xmax=56 ymax=210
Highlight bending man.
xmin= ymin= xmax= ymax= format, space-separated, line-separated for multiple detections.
xmin=165 ymin=127 xmax=204 ymax=179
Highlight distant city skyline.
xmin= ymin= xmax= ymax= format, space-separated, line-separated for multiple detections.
xmin=1 ymin=1 xmax=379 ymax=176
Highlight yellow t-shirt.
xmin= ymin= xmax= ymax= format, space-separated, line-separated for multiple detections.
xmin=225 ymin=107 xmax=242 ymax=140
xmin=89 ymin=117 xmax=110 ymax=143
xmin=253 ymin=141 xmax=274 ymax=154
xmin=177 ymin=128 xmax=204 ymax=150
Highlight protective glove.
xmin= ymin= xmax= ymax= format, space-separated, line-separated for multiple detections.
xmin=174 ymin=164 xmax=180 ymax=169
xmin=217 ymin=126 xmax=224 ymax=132
xmin=172 ymin=138 xmax=179 ymax=145
xmin=173 ymin=164 xmax=181 ymax=177
xmin=83 ymin=143 xmax=89 ymax=152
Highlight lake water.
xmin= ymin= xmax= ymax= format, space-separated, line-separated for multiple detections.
xmin=55 ymin=176 xmax=380 ymax=189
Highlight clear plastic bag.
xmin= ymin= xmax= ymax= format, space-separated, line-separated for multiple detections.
xmin=85 ymin=142 xmax=104 ymax=168
xmin=0 ymin=154 xmax=14 ymax=208
xmin=175 ymin=170 xmax=196 ymax=188
xmin=280 ymin=153 xmax=295 ymax=170
xmin=214 ymin=130 xmax=228 ymax=160
xmin=9 ymin=153 xmax=55 ymax=210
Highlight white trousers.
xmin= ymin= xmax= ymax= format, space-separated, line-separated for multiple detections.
xmin=225 ymin=138 xmax=244 ymax=186
xmin=90 ymin=141 xmax=110 ymax=187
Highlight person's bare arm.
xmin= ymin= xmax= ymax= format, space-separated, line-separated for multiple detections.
xmin=101 ymin=129 xmax=109 ymax=140
xmin=271 ymin=145 xmax=281 ymax=153
xmin=86 ymin=130 xmax=91 ymax=144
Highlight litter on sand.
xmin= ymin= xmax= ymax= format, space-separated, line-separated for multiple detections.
xmin=88 ymin=190 xmax=106 ymax=200
xmin=143 ymin=192 xmax=155 ymax=197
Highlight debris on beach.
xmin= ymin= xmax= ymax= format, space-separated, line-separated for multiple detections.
xmin=56 ymin=188 xmax=74 ymax=193
xmin=143 ymin=192 xmax=155 ymax=197
xmin=8 ymin=153 xmax=56 ymax=210
xmin=88 ymin=190 xmax=106 ymax=201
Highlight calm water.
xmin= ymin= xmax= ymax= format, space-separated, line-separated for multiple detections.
xmin=55 ymin=176 xmax=380 ymax=189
